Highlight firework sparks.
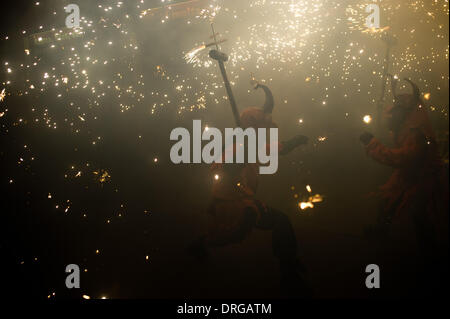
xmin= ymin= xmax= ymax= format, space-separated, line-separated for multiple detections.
xmin=184 ymin=44 xmax=207 ymax=64
xmin=363 ymin=115 xmax=373 ymax=124
xmin=0 ymin=0 xmax=447 ymax=299
xmin=0 ymin=88 xmax=6 ymax=102
xmin=299 ymin=185 xmax=324 ymax=211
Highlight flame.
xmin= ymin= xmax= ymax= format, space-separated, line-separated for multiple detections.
xmin=0 ymin=88 xmax=6 ymax=102
xmin=300 ymin=202 xmax=314 ymax=210
xmin=362 ymin=26 xmax=390 ymax=34
xmin=298 ymin=185 xmax=324 ymax=210
xmin=363 ymin=115 xmax=372 ymax=124
xmin=185 ymin=45 xmax=206 ymax=64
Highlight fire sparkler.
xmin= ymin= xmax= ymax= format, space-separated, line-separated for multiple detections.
xmin=0 ymin=88 xmax=6 ymax=102
xmin=298 ymin=185 xmax=324 ymax=211
xmin=0 ymin=0 xmax=447 ymax=298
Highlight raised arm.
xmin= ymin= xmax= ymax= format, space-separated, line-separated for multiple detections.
xmin=363 ymin=129 xmax=427 ymax=168
xmin=280 ymin=135 xmax=309 ymax=156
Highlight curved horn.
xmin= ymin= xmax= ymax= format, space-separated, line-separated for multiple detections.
xmin=387 ymin=74 xmax=398 ymax=100
xmin=255 ymin=84 xmax=274 ymax=114
xmin=404 ymin=78 xmax=421 ymax=102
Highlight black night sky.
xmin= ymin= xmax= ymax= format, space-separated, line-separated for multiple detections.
xmin=0 ymin=0 xmax=448 ymax=300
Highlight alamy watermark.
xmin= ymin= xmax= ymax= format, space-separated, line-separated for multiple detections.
xmin=170 ymin=120 xmax=279 ymax=175
xmin=365 ymin=4 xmax=381 ymax=29
xmin=65 ymin=4 xmax=80 ymax=29
xmin=65 ymin=264 xmax=80 ymax=289
xmin=365 ymin=264 xmax=381 ymax=289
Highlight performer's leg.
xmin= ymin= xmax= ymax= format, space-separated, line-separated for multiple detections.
xmin=363 ymin=198 xmax=395 ymax=241
xmin=409 ymin=197 xmax=439 ymax=294
xmin=188 ymin=203 xmax=257 ymax=260
xmin=411 ymin=204 xmax=436 ymax=259
xmin=206 ymin=207 xmax=257 ymax=247
xmin=256 ymin=206 xmax=312 ymax=298
xmin=257 ymin=206 xmax=297 ymax=259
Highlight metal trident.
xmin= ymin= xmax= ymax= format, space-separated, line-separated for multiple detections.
xmin=208 ymin=24 xmax=241 ymax=127
xmin=376 ymin=32 xmax=397 ymax=133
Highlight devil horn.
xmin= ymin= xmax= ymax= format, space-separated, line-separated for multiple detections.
xmin=255 ymin=84 xmax=274 ymax=114
xmin=404 ymin=78 xmax=421 ymax=102
xmin=387 ymin=74 xmax=398 ymax=100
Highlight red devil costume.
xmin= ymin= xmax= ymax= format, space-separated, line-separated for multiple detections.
xmin=361 ymin=78 xmax=449 ymax=262
xmin=189 ymin=84 xmax=311 ymax=297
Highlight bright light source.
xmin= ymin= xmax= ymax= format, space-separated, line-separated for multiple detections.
xmin=363 ymin=115 xmax=372 ymax=124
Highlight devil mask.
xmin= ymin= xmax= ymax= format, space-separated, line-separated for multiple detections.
xmin=386 ymin=76 xmax=435 ymax=140
xmin=240 ymin=84 xmax=277 ymax=129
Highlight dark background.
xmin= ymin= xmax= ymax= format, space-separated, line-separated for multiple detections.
xmin=0 ymin=0 xmax=448 ymax=299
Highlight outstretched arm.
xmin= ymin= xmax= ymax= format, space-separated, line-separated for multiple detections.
xmin=280 ymin=135 xmax=309 ymax=156
xmin=362 ymin=130 xmax=427 ymax=168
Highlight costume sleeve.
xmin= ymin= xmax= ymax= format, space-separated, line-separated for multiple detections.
xmin=279 ymin=140 xmax=296 ymax=156
xmin=267 ymin=142 xmax=283 ymax=155
xmin=279 ymin=135 xmax=308 ymax=155
xmin=365 ymin=129 xmax=427 ymax=168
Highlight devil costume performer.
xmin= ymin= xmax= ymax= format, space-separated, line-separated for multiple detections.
xmin=189 ymin=84 xmax=311 ymax=297
xmin=360 ymin=78 xmax=449 ymax=279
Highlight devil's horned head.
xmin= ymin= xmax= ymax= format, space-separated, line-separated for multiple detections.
xmin=240 ymin=84 xmax=277 ymax=129
xmin=385 ymin=76 xmax=423 ymax=131
xmin=388 ymin=76 xmax=423 ymax=112
xmin=386 ymin=76 xmax=435 ymax=139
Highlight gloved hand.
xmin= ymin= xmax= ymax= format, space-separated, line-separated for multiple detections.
xmin=281 ymin=135 xmax=309 ymax=155
xmin=360 ymin=132 xmax=374 ymax=146
xmin=292 ymin=134 xmax=309 ymax=146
